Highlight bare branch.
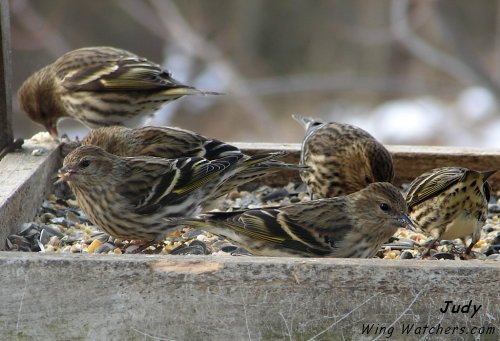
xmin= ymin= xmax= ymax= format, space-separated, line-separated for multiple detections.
xmin=10 ymin=0 xmax=69 ymax=57
xmin=118 ymin=0 xmax=275 ymax=133
xmin=390 ymin=0 xmax=500 ymax=106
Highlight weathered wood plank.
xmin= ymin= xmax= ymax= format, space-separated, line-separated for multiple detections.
xmin=0 ymin=141 xmax=60 ymax=250
xmin=389 ymin=145 xmax=500 ymax=189
xmin=0 ymin=1 xmax=12 ymax=153
xmin=236 ymin=143 xmax=500 ymax=190
xmin=0 ymin=253 xmax=497 ymax=340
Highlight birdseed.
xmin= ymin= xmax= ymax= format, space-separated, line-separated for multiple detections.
xmin=6 ymin=181 xmax=500 ymax=260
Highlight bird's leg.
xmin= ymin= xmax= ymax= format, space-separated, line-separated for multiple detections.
xmin=462 ymin=236 xmax=479 ymax=259
xmin=131 ymin=240 xmax=159 ymax=254
xmin=422 ymin=239 xmax=437 ymax=258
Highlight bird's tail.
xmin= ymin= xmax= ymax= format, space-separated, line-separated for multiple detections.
xmin=292 ymin=114 xmax=320 ymax=131
xmin=162 ymin=86 xmax=223 ymax=97
xmin=210 ymin=154 xmax=307 ymax=200
xmin=480 ymin=169 xmax=497 ymax=181
xmin=163 ymin=217 xmax=209 ymax=230
xmin=247 ymin=160 xmax=308 ymax=172
xmin=238 ymin=151 xmax=290 ymax=170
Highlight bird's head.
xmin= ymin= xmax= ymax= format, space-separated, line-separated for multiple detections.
xmin=58 ymin=145 xmax=118 ymax=187
xmin=18 ymin=66 xmax=65 ymax=139
xmin=81 ymin=126 xmax=134 ymax=156
xmin=354 ymin=182 xmax=417 ymax=233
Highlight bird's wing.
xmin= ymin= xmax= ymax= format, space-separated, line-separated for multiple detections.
xmin=57 ymin=47 xmax=189 ymax=92
xmin=136 ymin=126 xmax=241 ymax=159
xmin=131 ymin=155 xmax=243 ymax=214
xmin=201 ymin=204 xmax=333 ymax=255
xmin=405 ymin=167 xmax=467 ymax=209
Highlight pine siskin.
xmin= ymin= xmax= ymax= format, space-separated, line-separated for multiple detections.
xmin=293 ymin=114 xmax=394 ymax=199
xmin=82 ymin=125 xmax=306 ymax=200
xmin=18 ymin=46 xmax=220 ymax=138
xmin=58 ymin=145 xmax=287 ymax=241
xmin=405 ymin=167 xmax=496 ymax=255
xmin=167 ymin=182 xmax=415 ymax=258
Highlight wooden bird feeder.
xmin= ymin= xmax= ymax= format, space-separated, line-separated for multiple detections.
xmin=0 ymin=4 xmax=499 ymax=340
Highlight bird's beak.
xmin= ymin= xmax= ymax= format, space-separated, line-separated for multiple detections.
xmin=399 ymin=213 xmax=417 ymax=232
xmin=481 ymin=170 xmax=497 ymax=181
xmin=45 ymin=122 xmax=59 ymax=140
xmin=55 ymin=166 xmax=76 ymax=184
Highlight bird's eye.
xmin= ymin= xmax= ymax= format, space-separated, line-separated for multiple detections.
xmin=379 ymin=203 xmax=390 ymax=211
xmin=79 ymin=160 xmax=91 ymax=168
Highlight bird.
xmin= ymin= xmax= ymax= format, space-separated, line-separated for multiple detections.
xmin=166 ymin=182 xmax=416 ymax=258
xmin=293 ymin=114 xmax=394 ymax=199
xmin=405 ymin=167 xmax=496 ymax=256
xmin=82 ymin=125 xmax=241 ymax=159
xmin=18 ymin=46 xmax=220 ymax=138
xmin=81 ymin=125 xmax=307 ymax=200
xmin=58 ymin=145 xmax=288 ymax=241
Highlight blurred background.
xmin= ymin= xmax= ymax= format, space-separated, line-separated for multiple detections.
xmin=9 ymin=0 xmax=500 ymax=146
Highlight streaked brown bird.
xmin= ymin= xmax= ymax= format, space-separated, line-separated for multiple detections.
xmin=82 ymin=125 xmax=306 ymax=200
xmin=293 ymin=114 xmax=394 ymax=199
xmin=18 ymin=46 xmax=219 ymax=138
xmin=168 ymin=182 xmax=415 ymax=258
xmin=405 ymin=167 xmax=496 ymax=256
xmin=58 ymin=145 xmax=286 ymax=241
xmin=82 ymin=125 xmax=240 ymax=159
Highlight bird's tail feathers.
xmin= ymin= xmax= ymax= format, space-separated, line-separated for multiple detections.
xmin=480 ymin=169 xmax=497 ymax=181
xmin=252 ymin=160 xmax=309 ymax=171
xmin=163 ymin=217 xmax=204 ymax=229
xmin=292 ymin=114 xmax=318 ymax=131
xmin=163 ymin=86 xmax=223 ymax=97
xmin=240 ymin=151 xmax=289 ymax=169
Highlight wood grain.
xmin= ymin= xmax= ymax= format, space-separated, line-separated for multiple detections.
xmin=235 ymin=143 xmax=500 ymax=190
xmin=0 ymin=253 xmax=497 ymax=340
xmin=0 ymin=141 xmax=60 ymax=250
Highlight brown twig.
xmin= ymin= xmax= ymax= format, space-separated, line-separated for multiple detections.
xmin=118 ymin=0 xmax=275 ymax=134
xmin=390 ymin=0 xmax=500 ymax=106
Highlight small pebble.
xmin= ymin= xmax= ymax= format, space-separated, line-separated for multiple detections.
xmin=492 ymin=233 xmax=500 ymax=245
xmin=47 ymin=236 xmax=61 ymax=247
xmin=182 ymin=229 xmax=204 ymax=239
xmin=220 ymin=245 xmax=238 ymax=253
xmin=124 ymin=245 xmax=140 ymax=254
xmin=43 ymin=225 xmax=65 ymax=238
xmin=488 ymin=204 xmax=500 ymax=213
xmin=484 ymin=245 xmax=500 ymax=256
xmin=262 ymin=188 xmax=289 ymax=201
xmin=87 ymin=239 xmax=103 ymax=254
xmin=70 ymin=243 xmax=83 ymax=253
xmin=171 ymin=240 xmax=208 ymax=255
xmin=432 ymin=252 xmax=456 ymax=260
xmin=228 ymin=191 xmax=241 ymax=200
xmin=487 ymin=253 xmax=500 ymax=260
xmin=31 ymin=148 xmax=44 ymax=156
xmin=7 ymin=182 xmax=500 ymax=261
xmin=400 ymin=251 xmax=413 ymax=259
xmin=482 ymin=226 xmax=494 ymax=233
xmin=95 ymin=243 xmax=116 ymax=254
xmin=230 ymin=247 xmax=252 ymax=256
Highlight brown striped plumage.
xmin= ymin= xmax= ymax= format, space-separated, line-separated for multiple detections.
xmin=59 ymin=145 xmax=287 ymax=241
xmin=82 ymin=125 xmax=306 ymax=200
xmin=293 ymin=115 xmax=394 ymax=199
xmin=405 ymin=167 xmax=496 ymax=255
xmin=83 ymin=125 xmax=240 ymax=159
xmin=169 ymin=182 xmax=415 ymax=258
xmin=18 ymin=46 xmax=219 ymax=138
